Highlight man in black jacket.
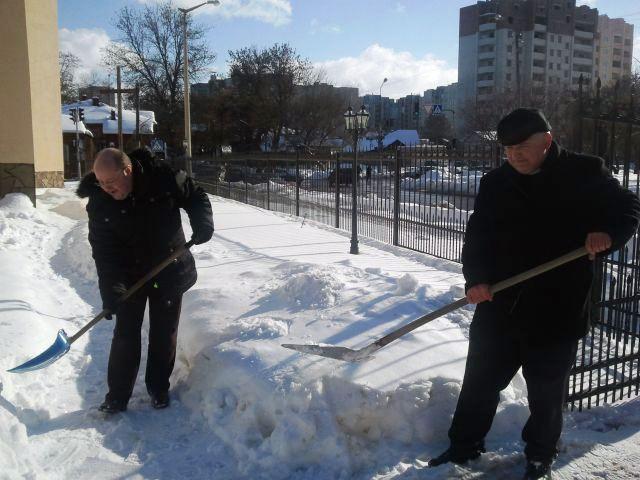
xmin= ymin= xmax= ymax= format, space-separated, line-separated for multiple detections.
xmin=77 ymin=147 xmax=214 ymax=413
xmin=428 ymin=109 xmax=640 ymax=479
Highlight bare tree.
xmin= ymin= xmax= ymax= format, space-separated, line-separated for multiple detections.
xmin=103 ymin=1 xmax=215 ymax=149
xmin=228 ymin=43 xmax=311 ymax=150
xmin=290 ymin=71 xmax=346 ymax=147
xmin=59 ymin=52 xmax=81 ymax=105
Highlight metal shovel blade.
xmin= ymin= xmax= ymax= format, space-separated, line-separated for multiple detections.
xmin=281 ymin=343 xmax=377 ymax=362
xmin=7 ymin=330 xmax=71 ymax=373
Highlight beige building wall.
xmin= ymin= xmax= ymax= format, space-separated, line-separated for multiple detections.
xmin=0 ymin=0 xmax=63 ymax=205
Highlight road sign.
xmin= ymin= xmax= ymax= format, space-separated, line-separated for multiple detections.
xmin=150 ymin=138 xmax=164 ymax=153
xmin=431 ymin=104 xmax=443 ymax=115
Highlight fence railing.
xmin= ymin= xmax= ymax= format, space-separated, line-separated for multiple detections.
xmin=192 ymin=132 xmax=640 ymax=410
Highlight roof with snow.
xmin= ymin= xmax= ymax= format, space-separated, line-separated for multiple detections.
xmin=345 ymin=129 xmax=421 ymax=152
xmin=61 ymin=99 xmax=156 ymax=135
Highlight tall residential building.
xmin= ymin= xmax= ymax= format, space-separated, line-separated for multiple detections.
xmin=595 ymin=15 xmax=634 ymax=87
xmin=424 ymin=83 xmax=458 ymax=130
xmin=458 ymin=0 xmax=598 ymax=110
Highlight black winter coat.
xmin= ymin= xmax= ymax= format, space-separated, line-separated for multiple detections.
xmin=77 ymin=150 xmax=214 ymax=311
xmin=462 ymin=141 xmax=640 ymax=342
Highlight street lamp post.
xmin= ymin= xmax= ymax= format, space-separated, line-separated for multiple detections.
xmin=378 ymin=77 xmax=388 ymax=174
xmin=344 ymin=105 xmax=370 ymax=255
xmin=179 ymin=0 xmax=220 ymax=176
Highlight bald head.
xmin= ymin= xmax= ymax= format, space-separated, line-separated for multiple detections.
xmin=93 ymin=148 xmax=134 ymax=200
xmin=94 ymin=148 xmax=131 ymax=172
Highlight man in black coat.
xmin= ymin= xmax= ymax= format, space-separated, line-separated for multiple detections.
xmin=428 ymin=109 xmax=640 ymax=479
xmin=77 ymin=147 xmax=214 ymax=413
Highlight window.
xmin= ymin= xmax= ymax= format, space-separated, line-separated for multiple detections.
xmin=565 ymin=56 xmax=569 ymax=64
xmin=566 ymin=16 xmax=571 ymax=23
xmin=549 ymin=49 xmax=554 ymax=56
xmin=478 ymin=86 xmax=493 ymax=95
xmin=625 ymin=39 xmax=631 ymax=46
xmin=623 ymin=51 xmax=631 ymax=58
xmin=533 ymin=73 xmax=545 ymax=82
xmin=534 ymin=31 xmax=545 ymax=39
xmin=565 ymin=42 xmax=570 ymax=49
xmin=614 ymin=35 xmax=622 ymax=43
xmin=612 ymin=60 xmax=621 ymax=68
xmin=548 ymin=62 xmax=553 ymax=70
xmin=479 ymin=44 xmax=495 ymax=53
xmin=479 ymin=58 xmax=494 ymax=67
xmin=623 ymin=63 xmax=630 ymax=70
xmin=564 ymin=70 xmax=569 ymax=78
xmin=534 ymin=60 xmax=545 ymax=68
xmin=507 ymin=45 xmax=513 ymax=53
xmin=477 ymin=72 xmax=494 ymax=81
xmin=557 ymin=63 xmax=561 ymax=70
xmin=613 ymin=48 xmax=622 ymax=56
xmin=507 ymin=59 xmax=512 ymax=66
xmin=506 ymin=73 xmax=512 ymax=81
xmin=534 ymin=45 xmax=545 ymax=54
xmin=550 ymin=34 xmax=555 ymax=42
xmin=508 ymin=30 xmax=514 ymax=38
xmin=557 ymin=50 xmax=562 ymax=56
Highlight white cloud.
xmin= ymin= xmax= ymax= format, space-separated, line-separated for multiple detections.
xmin=315 ymin=44 xmax=458 ymax=99
xmin=576 ymin=0 xmax=597 ymax=6
xmin=309 ymin=18 xmax=341 ymax=35
xmin=58 ymin=28 xmax=112 ymax=82
xmin=138 ymin=0 xmax=292 ymax=27
xmin=395 ymin=3 xmax=406 ymax=14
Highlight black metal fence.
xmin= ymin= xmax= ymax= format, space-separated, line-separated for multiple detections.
xmin=192 ymin=80 xmax=639 ymax=410
xmin=567 ymin=78 xmax=640 ymax=410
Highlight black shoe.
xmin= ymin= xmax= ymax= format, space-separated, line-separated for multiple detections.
xmin=523 ymin=460 xmax=553 ymax=479
xmin=98 ymin=398 xmax=127 ymax=414
xmin=150 ymin=391 xmax=170 ymax=409
xmin=428 ymin=444 xmax=485 ymax=467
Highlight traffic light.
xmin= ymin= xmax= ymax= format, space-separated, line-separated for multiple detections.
xmin=78 ymin=108 xmax=85 ymax=122
xmin=69 ymin=108 xmax=77 ymax=123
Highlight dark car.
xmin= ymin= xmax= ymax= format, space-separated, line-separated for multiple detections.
xmin=329 ymin=163 xmax=364 ymax=186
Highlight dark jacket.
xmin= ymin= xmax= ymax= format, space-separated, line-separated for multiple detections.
xmin=462 ymin=141 xmax=640 ymax=341
xmin=77 ymin=150 xmax=214 ymax=310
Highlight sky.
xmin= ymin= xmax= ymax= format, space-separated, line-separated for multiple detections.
xmin=58 ymin=0 xmax=640 ymax=99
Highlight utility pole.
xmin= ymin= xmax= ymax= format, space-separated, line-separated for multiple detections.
xmin=101 ymin=66 xmax=140 ymax=151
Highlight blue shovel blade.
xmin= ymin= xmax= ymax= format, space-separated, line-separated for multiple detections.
xmin=7 ymin=330 xmax=71 ymax=373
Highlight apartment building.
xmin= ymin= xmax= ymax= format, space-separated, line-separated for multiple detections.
xmin=458 ymin=0 xmax=598 ymax=109
xmin=595 ymin=15 xmax=634 ymax=86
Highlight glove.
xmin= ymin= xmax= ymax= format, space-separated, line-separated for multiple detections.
xmin=103 ymin=282 xmax=127 ymax=320
xmin=190 ymin=228 xmax=213 ymax=245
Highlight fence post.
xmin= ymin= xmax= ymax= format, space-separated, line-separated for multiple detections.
xmin=296 ymin=147 xmax=300 ymax=217
xmin=244 ymin=158 xmax=249 ymax=204
xmin=335 ymin=152 xmax=340 ymax=229
xmin=267 ymin=156 xmax=271 ymax=210
xmin=393 ymin=146 xmax=400 ymax=246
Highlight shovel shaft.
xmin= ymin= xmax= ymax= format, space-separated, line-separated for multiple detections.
xmin=372 ymin=246 xmax=588 ymax=349
xmin=68 ymin=241 xmax=194 ymax=344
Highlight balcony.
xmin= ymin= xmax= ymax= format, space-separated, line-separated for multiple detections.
xmin=477 ymin=79 xmax=495 ymax=88
xmin=477 ymin=65 xmax=496 ymax=74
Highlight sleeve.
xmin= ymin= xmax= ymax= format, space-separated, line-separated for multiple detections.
xmin=461 ymin=176 xmax=496 ymax=290
xmin=174 ymin=170 xmax=214 ymax=245
xmin=86 ymin=199 xmax=128 ymax=310
xmin=588 ymin=159 xmax=640 ymax=252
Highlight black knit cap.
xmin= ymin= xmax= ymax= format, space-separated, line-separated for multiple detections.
xmin=496 ymin=108 xmax=552 ymax=146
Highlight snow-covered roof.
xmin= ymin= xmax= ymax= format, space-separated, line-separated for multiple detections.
xmin=345 ymin=129 xmax=421 ymax=152
xmin=60 ymin=114 xmax=93 ymax=137
xmin=61 ymin=99 xmax=156 ymax=135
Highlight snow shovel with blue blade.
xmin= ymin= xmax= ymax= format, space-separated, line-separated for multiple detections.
xmin=7 ymin=241 xmax=194 ymax=373
xmin=282 ymin=247 xmax=588 ymax=362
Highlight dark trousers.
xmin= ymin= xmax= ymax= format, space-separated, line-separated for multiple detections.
xmin=106 ymin=291 xmax=183 ymax=403
xmin=448 ymin=304 xmax=578 ymax=462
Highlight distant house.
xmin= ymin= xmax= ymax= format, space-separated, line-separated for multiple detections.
xmin=62 ymin=97 xmax=156 ymax=146
xmin=345 ymin=129 xmax=421 ymax=152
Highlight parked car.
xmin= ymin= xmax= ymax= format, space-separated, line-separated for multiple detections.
xmin=329 ymin=162 xmax=365 ymax=186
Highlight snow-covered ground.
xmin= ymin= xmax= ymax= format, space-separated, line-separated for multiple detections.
xmin=1 ymin=184 xmax=639 ymax=479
